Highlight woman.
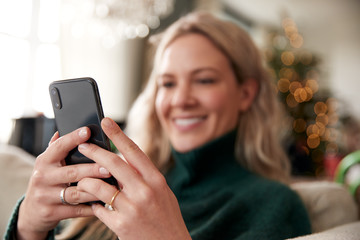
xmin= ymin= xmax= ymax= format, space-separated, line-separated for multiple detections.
xmin=6 ymin=12 xmax=311 ymax=240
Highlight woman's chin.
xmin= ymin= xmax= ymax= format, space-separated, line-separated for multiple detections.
xmin=171 ymin=140 xmax=206 ymax=153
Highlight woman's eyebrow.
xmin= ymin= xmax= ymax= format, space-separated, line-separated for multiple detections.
xmin=157 ymin=73 xmax=174 ymax=79
xmin=192 ymin=67 xmax=219 ymax=75
xmin=157 ymin=67 xmax=219 ymax=80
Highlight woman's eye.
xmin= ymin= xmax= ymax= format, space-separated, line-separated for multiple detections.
xmin=162 ymin=81 xmax=175 ymax=88
xmin=197 ymin=78 xmax=215 ymax=84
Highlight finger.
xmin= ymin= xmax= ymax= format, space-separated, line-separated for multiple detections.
xmin=27 ymin=184 xmax=96 ymax=206
xmin=77 ymin=177 xmax=124 ymax=208
xmin=45 ymin=127 xmax=91 ymax=164
xmin=61 ymin=186 xmax=99 ymax=204
xmin=49 ymin=131 xmax=59 ymax=145
xmin=52 ymin=204 xmax=95 ymax=220
xmin=101 ymin=118 xmax=157 ymax=176
xmin=91 ymin=203 xmax=120 ymax=231
xmin=78 ymin=143 xmax=141 ymax=189
xmin=45 ymin=163 xmax=112 ymax=185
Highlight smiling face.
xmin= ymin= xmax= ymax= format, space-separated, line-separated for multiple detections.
xmin=155 ymin=33 xmax=247 ymax=152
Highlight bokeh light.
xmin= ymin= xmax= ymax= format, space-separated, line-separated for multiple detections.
xmin=289 ymin=81 xmax=302 ymax=94
xmin=316 ymin=113 xmax=329 ymax=126
xmin=286 ymin=93 xmax=298 ymax=108
xmin=281 ymin=51 xmax=295 ymax=66
xmin=305 ymin=79 xmax=319 ymax=93
xmin=277 ymin=78 xmax=290 ymax=93
xmin=314 ymin=102 xmax=327 ymax=115
xmin=307 ymin=134 xmax=321 ymax=149
xmin=268 ymin=16 xmax=345 ymax=178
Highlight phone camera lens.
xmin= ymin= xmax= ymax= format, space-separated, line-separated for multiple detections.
xmin=50 ymin=87 xmax=62 ymax=109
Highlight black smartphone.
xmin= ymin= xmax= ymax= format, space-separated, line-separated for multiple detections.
xmin=49 ymin=77 xmax=117 ymax=187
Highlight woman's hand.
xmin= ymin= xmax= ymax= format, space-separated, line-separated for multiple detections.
xmin=77 ymin=117 xmax=191 ymax=240
xmin=17 ymin=127 xmax=112 ymax=240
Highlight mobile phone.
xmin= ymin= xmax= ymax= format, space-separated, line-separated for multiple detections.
xmin=49 ymin=77 xmax=117 ymax=187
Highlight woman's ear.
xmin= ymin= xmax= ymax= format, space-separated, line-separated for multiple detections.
xmin=237 ymin=78 xmax=259 ymax=112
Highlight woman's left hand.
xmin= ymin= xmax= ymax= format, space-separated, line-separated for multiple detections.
xmin=77 ymin=117 xmax=191 ymax=240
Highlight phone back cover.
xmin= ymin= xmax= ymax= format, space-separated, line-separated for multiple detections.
xmin=50 ymin=78 xmax=109 ymax=165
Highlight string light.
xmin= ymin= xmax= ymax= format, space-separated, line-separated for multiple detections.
xmin=314 ymin=102 xmax=328 ymax=115
xmin=305 ymin=79 xmax=319 ymax=93
xmin=316 ymin=113 xmax=329 ymax=126
xmin=307 ymin=134 xmax=321 ymax=149
xmin=277 ymin=78 xmax=290 ymax=93
xmin=267 ymin=16 xmax=343 ymax=177
xmin=286 ymin=93 xmax=298 ymax=108
xmin=281 ymin=51 xmax=295 ymax=66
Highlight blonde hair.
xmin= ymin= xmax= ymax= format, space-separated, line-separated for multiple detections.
xmin=57 ymin=11 xmax=291 ymax=239
xmin=127 ymin=12 xmax=291 ymax=182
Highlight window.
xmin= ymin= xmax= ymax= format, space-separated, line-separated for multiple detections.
xmin=0 ymin=0 xmax=61 ymax=142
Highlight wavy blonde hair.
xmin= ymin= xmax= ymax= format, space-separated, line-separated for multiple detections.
xmin=57 ymin=11 xmax=290 ymax=240
xmin=126 ymin=12 xmax=291 ymax=183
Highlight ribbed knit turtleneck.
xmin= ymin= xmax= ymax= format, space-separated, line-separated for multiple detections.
xmin=165 ymin=130 xmax=311 ymax=240
xmin=166 ymin=130 xmax=249 ymax=198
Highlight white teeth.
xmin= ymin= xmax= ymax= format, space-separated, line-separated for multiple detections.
xmin=174 ymin=117 xmax=203 ymax=126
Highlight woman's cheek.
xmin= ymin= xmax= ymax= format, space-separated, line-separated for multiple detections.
xmin=202 ymin=92 xmax=227 ymax=110
xmin=155 ymin=91 xmax=168 ymax=119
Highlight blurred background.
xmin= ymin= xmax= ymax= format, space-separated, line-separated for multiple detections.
xmin=1 ymin=0 xmax=360 ymax=178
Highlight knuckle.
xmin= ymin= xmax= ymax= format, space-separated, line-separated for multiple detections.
xmin=79 ymin=178 xmax=101 ymax=193
xmin=51 ymin=138 xmax=67 ymax=152
xmin=108 ymin=154 xmax=120 ymax=165
xmin=31 ymin=170 xmax=46 ymax=186
xmin=127 ymin=202 xmax=141 ymax=219
xmin=153 ymin=173 xmax=167 ymax=189
xmin=124 ymin=141 xmax=140 ymax=153
xmin=109 ymin=125 xmax=122 ymax=137
xmin=74 ymin=205 xmax=85 ymax=216
xmin=32 ymin=189 xmax=46 ymax=204
xmin=137 ymin=185 xmax=155 ymax=205
xmin=34 ymin=152 xmax=52 ymax=167
xmin=65 ymin=167 xmax=78 ymax=182
xmin=38 ymin=206 xmax=53 ymax=219
xmin=84 ymin=143 xmax=99 ymax=156
xmin=35 ymin=153 xmax=45 ymax=164
xmin=113 ymin=218 xmax=127 ymax=232
xmin=69 ymin=188 xmax=81 ymax=202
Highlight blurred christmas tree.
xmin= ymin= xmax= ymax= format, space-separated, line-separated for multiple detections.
xmin=264 ymin=17 xmax=342 ymax=177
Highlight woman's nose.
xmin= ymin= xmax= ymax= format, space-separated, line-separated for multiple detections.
xmin=171 ymin=84 xmax=195 ymax=107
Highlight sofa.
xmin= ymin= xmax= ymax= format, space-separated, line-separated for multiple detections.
xmin=1 ymin=144 xmax=360 ymax=239
xmin=0 ymin=144 xmax=34 ymax=237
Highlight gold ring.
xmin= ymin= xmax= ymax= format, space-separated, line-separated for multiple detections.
xmin=105 ymin=189 xmax=121 ymax=211
xmin=60 ymin=186 xmax=79 ymax=206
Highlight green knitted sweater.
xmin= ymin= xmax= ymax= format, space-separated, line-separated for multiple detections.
xmin=165 ymin=130 xmax=311 ymax=239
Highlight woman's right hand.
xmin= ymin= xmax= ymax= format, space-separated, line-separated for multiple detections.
xmin=16 ymin=127 xmax=112 ymax=240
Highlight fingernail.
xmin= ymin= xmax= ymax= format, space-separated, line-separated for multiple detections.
xmin=78 ymin=143 xmax=89 ymax=149
xmin=79 ymin=128 xmax=88 ymax=138
xmin=102 ymin=118 xmax=112 ymax=128
xmin=99 ymin=167 xmax=110 ymax=175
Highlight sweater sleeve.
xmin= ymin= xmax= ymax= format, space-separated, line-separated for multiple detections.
xmin=4 ymin=196 xmax=55 ymax=240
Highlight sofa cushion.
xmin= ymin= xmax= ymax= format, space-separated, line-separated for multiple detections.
xmin=0 ymin=144 xmax=34 ymax=237
xmin=291 ymin=181 xmax=358 ymax=233
xmin=288 ymin=221 xmax=360 ymax=240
